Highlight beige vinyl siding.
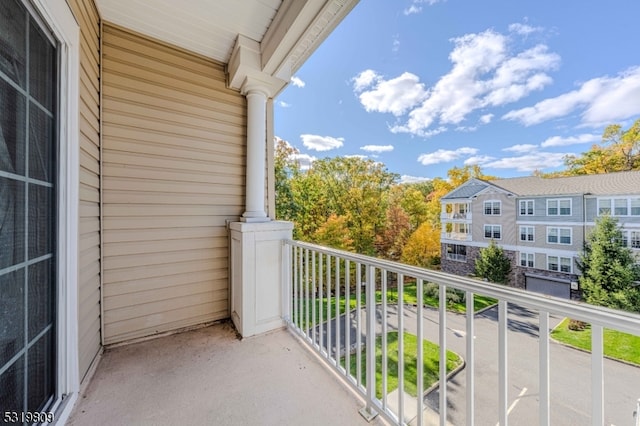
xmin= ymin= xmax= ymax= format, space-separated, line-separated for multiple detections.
xmin=68 ymin=0 xmax=102 ymax=381
xmin=101 ymin=24 xmax=245 ymax=345
xmin=471 ymin=192 xmax=517 ymax=244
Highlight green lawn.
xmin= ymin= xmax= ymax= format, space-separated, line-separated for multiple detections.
xmin=551 ymin=318 xmax=640 ymax=365
xmin=293 ymin=281 xmax=497 ymax=330
xmin=343 ymin=331 xmax=462 ymax=398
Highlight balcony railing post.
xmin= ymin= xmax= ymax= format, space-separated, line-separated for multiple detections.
xmin=591 ymin=325 xmax=604 ymax=426
xmin=466 ymin=291 xmax=475 ymax=426
xmin=282 ymin=242 xmax=291 ymax=323
xmin=539 ymin=311 xmax=550 ymax=426
xmin=360 ymin=264 xmax=378 ymax=421
xmin=439 ymin=284 xmax=448 ymax=426
xmin=499 ymin=300 xmax=508 ymax=426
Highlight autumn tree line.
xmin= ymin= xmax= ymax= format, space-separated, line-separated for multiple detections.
xmin=275 ymin=119 xmax=640 ymax=272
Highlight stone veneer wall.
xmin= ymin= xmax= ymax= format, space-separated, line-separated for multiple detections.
xmin=441 ymin=244 xmax=520 ymax=287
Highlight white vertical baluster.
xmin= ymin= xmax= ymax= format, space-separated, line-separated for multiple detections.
xmin=305 ymin=248 xmax=310 ymax=337
xmin=362 ymin=265 xmax=378 ymax=420
xmin=335 ymin=256 xmax=341 ymax=366
xmin=327 ymin=255 xmax=332 ymax=361
xmin=439 ymin=285 xmax=447 ymax=426
xmin=499 ymin=301 xmax=508 ymax=426
xmin=345 ymin=260 xmax=351 ymax=377
xmin=397 ymin=273 xmax=405 ymax=425
xmin=356 ymin=263 xmax=362 ymax=388
xmin=417 ymin=279 xmax=425 ymax=426
xmin=591 ymin=324 xmax=604 ymax=426
xmin=382 ymin=270 xmax=388 ymax=409
xmin=466 ymin=291 xmax=475 ymax=426
xmin=311 ymin=251 xmax=316 ymax=346
xmin=539 ymin=311 xmax=550 ymax=426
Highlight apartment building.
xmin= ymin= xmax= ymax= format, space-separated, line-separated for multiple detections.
xmin=440 ymin=171 xmax=640 ymax=299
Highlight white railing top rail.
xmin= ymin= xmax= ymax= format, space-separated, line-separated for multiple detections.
xmin=285 ymin=239 xmax=640 ymax=336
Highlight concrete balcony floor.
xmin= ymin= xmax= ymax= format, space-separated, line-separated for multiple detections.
xmin=68 ymin=322 xmax=385 ymax=426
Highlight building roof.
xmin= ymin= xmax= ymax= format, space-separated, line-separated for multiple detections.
xmin=441 ymin=180 xmax=489 ymax=199
xmin=487 ymin=171 xmax=640 ymax=197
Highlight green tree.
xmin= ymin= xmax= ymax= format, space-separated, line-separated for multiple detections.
xmin=552 ymin=118 xmax=640 ymax=176
xmin=578 ymin=215 xmax=640 ymax=312
xmin=312 ymin=214 xmax=354 ymax=251
xmin=474 ymin=241 xmax=512 ymax=284
xmin=400 ymin=222 xmax=441 ymax=268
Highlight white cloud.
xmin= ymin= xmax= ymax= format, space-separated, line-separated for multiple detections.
xmin=464 ymin=155 xmax=496 ymax=165
xmin=354 ymin=71 xmax=427 ymax=116
xmin=502 ymin=143 xmax=538 ymax=153
xmin=290 ymin=76 xmax=306 ymax=88
xmin=345 ymin=154 xmax=368 ymax=159
xmin=508 ymin=23 xmax=543 ymax=36
xmin=482 ymin=152 xmax=569 ymax=172
xmin=360 ymin=144 xmax=394 ymax=153
xmin=376 ymin=27 xmax=559 ymax=137
xmin=417 ymin=147 xmax=478 ymax=165
xmin=479 ymin=113 xmax=494 ymax=124
xmin=352 ymin=69 xmax=379 ymax=92
xmin=278 ymin=101 xmax=291 ymax=108
xmin=300 ymin=134 xmax=344 ymax=151
xmin=400 ymin=175 xmax=432 ymax=183
xmin=292 ymin=153 xmax=316 ymax=170
xmin=404 ymin=0 xmax=445 ymax=15
xmin=541 ymin=133 xmax=600 ymax=147
xmin=503 ymin=66 xmax=640 ymax=127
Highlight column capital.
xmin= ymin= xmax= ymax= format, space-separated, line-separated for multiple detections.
xmin=227 ymin=34 xmax=288 ymax=97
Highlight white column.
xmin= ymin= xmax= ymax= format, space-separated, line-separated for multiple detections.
xmin=242 ymin=84 xmax=269 ymax=222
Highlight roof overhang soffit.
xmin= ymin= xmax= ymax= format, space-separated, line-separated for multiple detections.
xmin=228 ymin=0 xmax=359 ymax=97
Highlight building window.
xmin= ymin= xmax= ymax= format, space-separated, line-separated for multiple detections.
xmin=547 ymin=227 xmax=571 ymax=245
xmin=631 ymin=199 xmax=640 ymax=216
xmin=598 ymin=198 xmax=611 ymax=215
xmin=519 ymin=226 xmax=534 ymax=242
xmin=484 ymin=225 xmax=501 ymax=239
xmin=547 ymin=199 xmax=571 ymax=216
xmin=484 ymin=201 xmax=501 ymax=215
xmin=520 ymin=252 xmax=534 ymax=268
xmin=547 ymin=256 xmax=572 ymax=273
xmin=614 ymin=198 xmax=628 ymax=216
xmin=631 ymin=231 xmax=640 ymax=249
xmin=446 ymin=244 xmax=467 ymax=261
xmin=519 ymin=200 xmax=534 ymax=216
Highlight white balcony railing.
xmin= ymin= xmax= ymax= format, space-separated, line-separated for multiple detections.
xmin=441 ymin=231 xmax=472 ymax=241
xmin=283 ymin=240 xmax=640 ymax=426
xmin=440 ymin=212 xmax=472 ymax=221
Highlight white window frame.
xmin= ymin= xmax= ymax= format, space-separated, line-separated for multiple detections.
xmin=547 ymin=227 xmax=572 ymax=245
xmin=484 ymin=224 xmax=502 ymax=240
xmin=483 ymin=200 xmax=501 ymax=216
xmin=519 ymin=226 xmax=534 ymax=242
xmin=30 ymin=0 xmax=81 ymax=421
xmin=614 ymin=198 xmax=628 ymax=216
xmin=547 ymin=198 xmax=571 ymax=216
xmin=598 ymin=198 xmax=612 ymax=216
xmin=598 ymin=197 xmax=640 ymax=217
xmin=631 ymin=231 xmax=640 ymax=249
xmin=519 ymin=252 xmax=534 ymax=268
xmin=519 ymin=199 xmax=534 ymax=216
xmin=547 ymin=255 xmax=572 ymax=273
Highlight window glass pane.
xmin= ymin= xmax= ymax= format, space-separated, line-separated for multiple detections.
xmin=599 ymin=199 xmax=611 ymax=215
xmin=548 ymin=228 xmax=558 ymax=243
xmin=0 ymin=269 xmax=24 ymax=366
xmin=29 ymin=104 xmax=54 ymax=182
xmin=560 ymin=229 xmax=571 ymax=244
xmin=631 ymin=199 xmax=640 ymax=216
xmin=631 ymin=232 xmax=640 ymax=249
xmin=0 ymin=0 xmax=27 ymax=88
xmin=0 ymin=356 xmax=24 ymax=413
xmin=29 ymin=23 xmax=56 ymax=112
xmin=0 ymin=177 xmax=25 ymax=269
xmin=28 ymin=259 xmax=54 ymax=339
xmin=28 ymin=185 xmax=54 ymax=260
xmin=0 ymin=78 xmax=27 ymax=176
xmin=614 ymin=199 xmax=628 ymax=216
xmin=27 ymin=329 xmax=55 ymax=412
xmin=484 ymin=226 xmax=491 ymax=238
xmin=548 ymin=200 xmax=558 ymax=215
xmin=559 ymin=200 xmax=571 ymax=215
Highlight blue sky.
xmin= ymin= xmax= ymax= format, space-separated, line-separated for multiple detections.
xmin=274 ymin=0 xmax=640 ymax=182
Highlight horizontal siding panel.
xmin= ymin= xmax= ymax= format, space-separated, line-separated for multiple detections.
xmin=105 ymin=280 xmax=226 ymax=310
xmin=105 ymin=295 xmax=228 ymax=331
xmin=103 ymin=307 xmax=227 ymax=346
xmin=103 ymin=269 xmax=227 ymax=298
xmin=102 ymin=149 xmax=242 ymax=175
xmin=80 ymin=183 xmax=99 ymax=204
xmin=103 ymin=226 xmax=227 ymax=243
xmin=102 ymin=131 xmax=244 ymax=162
xmin=103 ymin=177 xmax=243 ymax=196
xmin=103 ymin=215 xmax=233 ymax=230
xmin=80 ymin=149 xmax=99 ymax=175
xmin=102 ymin=164 xmax=244 ymax=186
xmin=103 ymin=204 xmax=241 ymax=217
xmin=104 ymin=258 xmax=228 ymax=285
xmin=104 ymin=248 xmax=221 ymax=270
xmin=103 ymin=190 xmax=242 ymax=206
xmin=103 ymin=236 xmax=227 ymax=257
